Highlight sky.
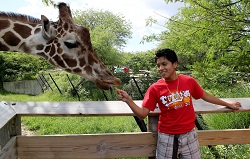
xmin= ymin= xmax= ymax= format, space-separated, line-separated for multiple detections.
xmin=0 ymin=0 xmax=184 ymax=52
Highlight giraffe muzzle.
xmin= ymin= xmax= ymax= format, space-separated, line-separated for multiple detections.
xmin=95 ymin=78 xmax=121 ymax=90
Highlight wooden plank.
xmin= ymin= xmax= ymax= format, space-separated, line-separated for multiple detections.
xmin=0 ymin=137 xmax=17 ymax=159
xmin=193 ymin=98 xmax=250 ymax=114
xmin=17 ymin=132 xmax=157 ymax=159
xmin=9 ymin=98 xmax=250 ymax=116
xmin=10 ymin=101 xmax=138 ymax=116
xmin=198 ymin=129 xmax=250 ymax=146
xmin=16 ymin=130 xmax=250 ymax=159
xmin=0 ymin=101 xmax=16 ymax=128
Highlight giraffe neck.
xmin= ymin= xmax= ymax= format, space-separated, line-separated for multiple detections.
xmin=0 ymin=13 xmax=46 ymax=57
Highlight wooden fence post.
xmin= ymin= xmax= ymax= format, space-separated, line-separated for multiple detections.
xmin=0 ymin=102 xmax=21 ymax=159
xmin=0 ymin=114 xmax=21 ymax=150
xmin=148 ymin=116 xmax=159 ymax=159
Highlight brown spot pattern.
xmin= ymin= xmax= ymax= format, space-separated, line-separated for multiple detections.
xmin=87 ymin=54 xmax=97 ymax=65
xmin=63 ymin=23 xmax=69 ymax=31
xmin=53 ymin=55 xmax=66 ymax=67
xmin=0 ymin=42 xmax=9 ymax=51
xmin=0 ymin=20 xmax=10 ymax=30
xmin=2 ymin=31 xmax=21 ymax=46
xmin=78 ymin=26 xmax=92 ymax=50
xmin=45 ymin=46 xmax=51 ymax=53
xmin=36 ymin=44 xmax=44 ymax=50
xmin=62 ymin=54 xmax=77 ymax=67
xmin=13 ymin=23 xmax=32 ymax=39
xmin=57 ymin=47 xmax=63 ymax=54
xmin=79 ymin=57 xmax=86 ymax=67
xmin=84 ymin=65 xmax=93 ymax=75
xmin=50 ymin=44 xmax=56 ymax=55
xmin=73 ymin=68 xmax=82 ymax=73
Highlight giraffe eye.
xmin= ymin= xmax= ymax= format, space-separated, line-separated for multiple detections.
xmin=64 ymin=41 xmax=79 ymax=49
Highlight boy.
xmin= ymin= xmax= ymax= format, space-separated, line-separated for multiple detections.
xmin=117 ymin=48 xmax=241 ymax=159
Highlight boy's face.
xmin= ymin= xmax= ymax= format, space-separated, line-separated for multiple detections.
xmin=156 ymin=57 xmax=178 ymax=81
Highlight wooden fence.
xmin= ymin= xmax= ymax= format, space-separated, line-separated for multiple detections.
xmin=0 ymin=98 xmax=250 ymax=159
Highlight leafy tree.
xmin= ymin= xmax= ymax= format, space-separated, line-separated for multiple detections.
xmin=125 ymin=50 xmax=156 ymax=73
xmin=144 ymin=0 xmax=250 ymax=86
xmin=73 ymin=9 xmax=132 ymax=66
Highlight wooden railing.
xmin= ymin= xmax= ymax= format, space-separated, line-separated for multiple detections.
xmin=0 ymin=98 xmax=250 ymax=159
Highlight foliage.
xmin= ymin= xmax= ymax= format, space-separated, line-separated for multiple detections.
xmin=73 ymin=9 xmax=132 ymax=66
xmin=39 ymin=72 xmax=90 ymax=101
xmin=191 ymin=61 xmax=238 ymax=89
xmin=144 ymin=0 xmax=250 ymax=86
xmin=125 ymin=50 xmax=156 ymax=73
xmin=0 ymin=52 xmax=53 ymax=83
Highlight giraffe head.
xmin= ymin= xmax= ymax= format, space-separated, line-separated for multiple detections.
xmin=0 ymin=2 xmax=121 ymax=90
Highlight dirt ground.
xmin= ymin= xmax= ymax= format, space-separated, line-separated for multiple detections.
xmin=21 ymin=124 xmax=36 ymax=136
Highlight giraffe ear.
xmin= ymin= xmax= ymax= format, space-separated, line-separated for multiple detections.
xmin=41 ymin=15 xmax=55 ymax=40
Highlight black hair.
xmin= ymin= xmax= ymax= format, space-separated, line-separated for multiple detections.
xmin=154 ymin=48 xmax=178 ymax=64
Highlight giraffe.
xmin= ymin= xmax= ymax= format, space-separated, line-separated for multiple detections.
xmin=0 ymin=2 xmax=121 ymax=90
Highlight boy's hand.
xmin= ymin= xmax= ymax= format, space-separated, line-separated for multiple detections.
xmin=227 ymin=101 xmax=241 ymax=110
xmin=116 ymin=88 xmax=132 ymax=103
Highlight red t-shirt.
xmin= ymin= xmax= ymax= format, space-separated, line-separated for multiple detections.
xmin=142 ymin=75 xmax=204 ymax=134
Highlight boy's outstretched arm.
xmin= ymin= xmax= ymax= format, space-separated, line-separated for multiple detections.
xmin=201 ymin=91 xmax=241 ymax=110
xmin=117 ymin=90 xmax=150 ymax=120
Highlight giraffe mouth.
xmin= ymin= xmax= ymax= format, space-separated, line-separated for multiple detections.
xmin=95 ymin=78 xmax=121 ymax=90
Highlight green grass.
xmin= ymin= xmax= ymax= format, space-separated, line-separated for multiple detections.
xmin=22 ymin=116 xmax=142 ymax=135
xmin=0 ymin=88 xmax=79 ymax=102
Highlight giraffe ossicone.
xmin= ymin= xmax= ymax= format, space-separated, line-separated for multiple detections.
xmin=0 ymin=2 xmax=121 ymax=90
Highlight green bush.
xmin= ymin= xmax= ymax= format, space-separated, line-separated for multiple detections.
xmin=0 ymin=52 xmax=53 ymax=82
